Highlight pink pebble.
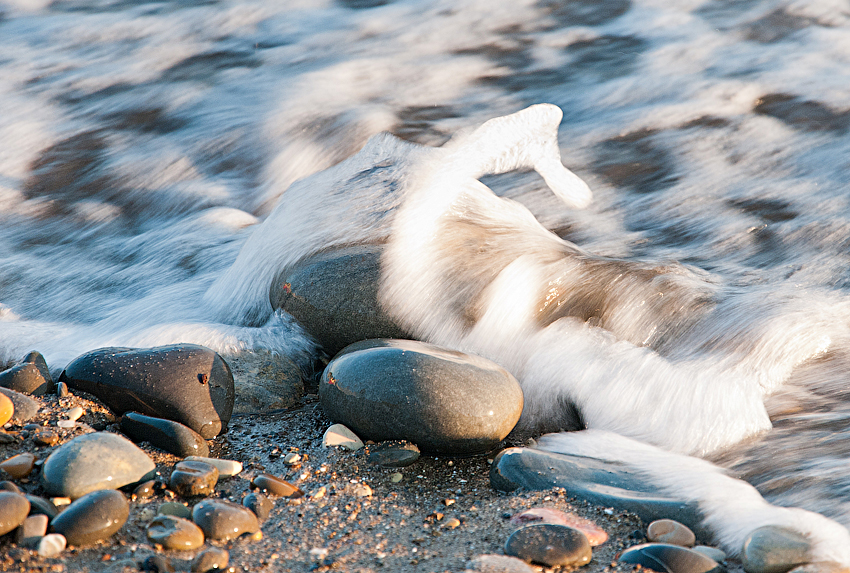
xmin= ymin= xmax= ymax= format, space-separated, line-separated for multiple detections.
xmin=510 ymin=508 xmax=608 ymax=546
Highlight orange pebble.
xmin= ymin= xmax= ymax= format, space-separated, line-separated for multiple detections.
xmin=0 ymin=393 xmax=13 ymax=427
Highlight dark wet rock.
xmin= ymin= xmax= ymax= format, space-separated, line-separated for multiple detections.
xmin=142 ymin=554 xmax=174 ymax=573
xmin=367 ymin=440 xmax=421 ymax=467
xmin=270 ymin=245 xmax=411 ymax=356
xmin=754 ymin=94 xmax=850 ymax=134
xmin=191 ymin=547 xmax=229 ymax=573
xmin=26 ymin=495 xmax=59 ymax=520
xmin=251 ymin=472 xmax=303 ymax=498
xmin=146 ymin=515 xmax=205 ymax=550
xmin=0 ymin=491 xmax=30 ymax=535
xmin=742 ymin=526 xmax=811 ymax=573
xmin=42 ymin=432 xmax=156 ymax=499
xmin=0 ymin=481 xmax=21 ymax=493
xmin=466 ymin=554 xmax=537 ymax=573
xmin=0 ymin=452 xmax=36 ymax=479
xmin=619 ymin=543 xmax=723 ymax=573
xmin=169 ymin=460 xmax=218 ymax=497
xmin=56 ymin=381 xmax=69 ymax=397
xmin=242 ymin=492 xmax=273 ymax=521
xmin=120 ymin=412 xmax=209 ymax=458
xmin=192 ymin=498 xmax=259 ymax=541
xmin=133 ymin=480 xmax=157 ymax=500
xmin=0 ymin=358 xmax=53 ymax=396
xmin=158 ymin=502 xmax=192 ymax=519
xmin=504 ymin=523 xmax=592 ymax=567
xmin=490 ymin=447 xmax=708 ymax=538
xmin=745 ymin=8 xmax=821 ymax=44
xmin=648 ymin=519 xmax=696 ymax=547
xmin=338 ymin=0 xmax=392 ymax=9
xmin=320 ymin=339 xmax=523 ymax=454
xmin=0 ymin=387 xmax=40 ymax=423
xmin=0 ymin=431 xmax=16 ymax=444
xmin=58 ymin=344 xmax=234 ymax=439
xmin=50 ymin=489 xmax=129 ymax=546
xmin=16 ymin=513 xmax=48 ymax=547
xmin=225 ymin=350 xmax=305 ymax=415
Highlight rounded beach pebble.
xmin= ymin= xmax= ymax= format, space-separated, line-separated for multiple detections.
xmin=648 ymin=518 xmax=696 ymax=547
xmin=170 ymin=460 xmax=219 ymax=497
xmin=320 ymin=339 xmax=523 ymax=454
xmin=192 ymin=498 xmax=259 ymax=541
xmin=120 ymin=412 xmax=210 ymax=458
xmin=742 ymin=526 xmax=811 ymax=573
xmin=511 ymin=507 xmax=607 ymax=546
xmin=504 ymin=523 xmax=592 ymax=567
xmin=0 ymin=491 xmax=30 ymax=536
xmin=50 ymin=489 xmax=130 ymax=546
xmin=147 ymin=515 xmax=205 ymax=550
xmin=619 ymin=543 xmax=722 ymax=573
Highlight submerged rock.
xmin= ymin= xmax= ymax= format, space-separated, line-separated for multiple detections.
xmin=367 ymin=440 xmax=420 ymax=467
xmin=320 ymin=339 xmax=523 ymax=454
xmin=511 ymin=508 xmax=607 ymax=546
xmin=225 ymin=350 xmax=305 ymax=415
xmin=58 ymin=344 xmax=234 ymax=439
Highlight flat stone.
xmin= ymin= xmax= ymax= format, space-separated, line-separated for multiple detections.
xmin=242 ymin=492 xmax=273 ymax=521
xmin=322 ymin=423 xmax=364 ymax=450
xmin=490 ymin=447 xmax=708 ymax=538
xmin=37 ymin=533 xmax=66 ymax=557
xmin=648 ymin=519 xmax=696 ymax=547
xmin=511 ymin=508 xmax=607 ymax=546
xmin=50 ymin=489 xmax=129 ymax=546
xmin=0 ymin=388 xmax=40 ymax=423
xmin=42 ymin=432 xmax=156 ymax=499
xmin=26 ymin=495 xmax=59 ymax=520
xmin=65 ymin=406 xmax=84 ymax=421
xmin=742 ymin=526 xmax=812 ymax=573
xmin=0 ymin=491 xmax=30 ymax=536
xmin=184 ymin=456 xmax=242 ymax=477
xmin=320 ymin=339 xmax=523 ymax=454
xmin=467 ymin=554 xmax=537 ymax=573
xmin=270 ymin=245 xmax=411 ymax=356
xmin=619 ymin=543 xmax=722 ymax=573
xmin=121 ymin=412 xmax=209 ymax=458
xmin=192 ymin=498 xmax=259 ymax=541
xmin=504 ymin=523 xmax=592 ymax=567
xmin=147 ymin=514 xmax=205 ymax=550
xmin=252 ymin=472 xmax=304 ymax=498
xmin=0 ymin=452 xmax=36 ymax=479
xmin=367 ymin=441 xmax=420 ymax=467
xmin=158 ymin=502 xmax=192 ymax=519
xmin=16 ymin=513 xmax=49 ymax=547
xmin=58 ymin=344 xmax=234 ymax=439
xmin=224 ymin=350 xmax=305 ymax=415
xmin=191 ymin=547 xmax=229 ymax=573
xmin=170 ymin=460 xmax=218 ymax=497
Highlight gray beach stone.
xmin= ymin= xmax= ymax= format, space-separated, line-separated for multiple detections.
xmin=0 ymin=387 xmax=40 ymax=423
xmin=191 ymin=547 xmax=229 ymax=573
xmin=692 ymin=546 xmax=727 ymax=562
xmin=0 ymin=354 xmax=53 ymax=396
xmin=224 ymin=350 xmax=305 ymax=414
xmin=37 ymin=533 xmax=66 ymax=558
xmin=50 ymin=489 xmax=129 ymax=546
xmin=504 ymin=523 xmax=592 ymax=567
xmin=146 ymin=514 xmax=205 ymax=550
xmin=0 ymin=481 xmax=20 ymax=493
xmin=169 ymin=460 xmax=218 ymax=497
xmin=619 ymin=543 xmax=723 ymax=573
xmin=320 ymin=339 xmax=523 ymax=454
xmin=42 ymin=432 xmax=156 ymax=499
xmin=25 ymin=495 xmax=59 ymax=520
xmin=242 ymin=492 xmax=273 ymax=521
xmin=0 ymin=491 xmax=30 ymax=536
xmin=58 ymin=344 xmax=234 ymax=439
xmin=367 ymin=440 xmax=420 ymax=467
xmin=158 ymin=502 xmax=192 ymax=519
xmin=322 ymin=423 xmax=364 ymax=450
xmin=120 ymin=411 xmax=209 ymax=458
xmin=192 ymin=498 xmax=259 ymax=541
xmin=251 ymin=472 xmax=304 ymax=498
xmin=742 ymin=526 xmax=812 ymax=573
xmin=184 ymin=456 xmax=242 ymax=477
xmin=648 ymin=519 xmax=696 ymax=547
xmin=269 ymin=245 xmax=411 ymax=356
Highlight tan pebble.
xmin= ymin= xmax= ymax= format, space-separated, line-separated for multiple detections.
xmin=311 ymin=486 xmax=327 ymax=500
xmin=184 ymin=456 xmax=242 ymax=478
xmin=0 ymin=393 xmax=13 ymax=427
xmin=65 ymin=406 xmax=84 ymax=421
xmin=57 ymin=420 xmax=76 ymax=429
xmin=252 ymin=472 xmax=304 ymax=498
xmin=390 ymin=473 xmax=403 ymax=483
xmin=443 ymin=498 xmax=456 ymax=506
xmin=511 ymin=507 xmax=608 ymax=546
xmin=467 ymin=554 xmax=536 ymax=573
xmin=0 ymin=453 xmax=36 ymax=479
xmin=322 ymin=424 xmax=363 ymax=450
xmin=648 ymin=518 xmax=695 ymax=547
xmin=443 ymin=517 xmax=461 ymax=530
xmin=284 ymin=453 xmax=301 ymax=464
xmin=51 ymin=497 xmax=71 ymax=507
xmin=351 ymin=483 xmax=372 ymax=497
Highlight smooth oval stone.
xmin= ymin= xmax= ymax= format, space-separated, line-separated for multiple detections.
xmin=322 ymin=423 xmax=364 ymax=450
xmin=0 ymin=452 xmax=36 ymax=479
xmin=270 ymin=245 xmax=411 ymax=356
xmin=242 ymin=492 xmax=273 ymax=521
xmin=26 ymin=495 xmax=59 ymax=520
xmin=133 ymin=480 xmax=157 ymax=500
xmin=320 ymin=339 xmax=523 ymax=454
xmin=170 ymin=460 xmax=218 ymax=497
xmin=619 ymin=543 xmax=723 ymax=573
xmin=192 ymin=498 xmax=259 ymax=541
xmin=50 ymin=489 xmax=129 ymax=546
xmin=0 ymin=491 xmax=30 ymax=535
xmin=0 ymin=481 xmax=21 ymax=493
xmin=37 ymin=533 xmax=66 ymax=557
xmin=184 ymin=456 xmax=242 ymax=477
xmin=147 ymin=514 xmax=205 ymax=550
xmin=467 ymin=554 xmax=537 ymax=573
xmin=58 ymin=344 xmax=234 ymax=439
xmin=368 ymin=441 xmax=420 ymax=467
xmin=0 ymin=392 xmax=13 ymax=426
xmin=648 ymin=519 xmax=696 ymax=547
xmin=511 ymin=508 xmax=608 ymax=546
xmin=504 ymin=523 xmax=592 ymax=567
xmin=42 ymin=432 xmax=156 ymax=499
xmin=191 ymin=547 xmax=229 ymax=573
xmin=120 ymin=412 xmax=209 ymax=458
xmin=158 ymin=501 xmax=192 ymax=519
xmin=788 ymin=563 xmax=850 ymax=573
xmin=0 ymin=388 xmax=40 ymax=423
xmin=742 ymin=526 xmax=812 ymax=573
xmin=252 ymin=472 xmax=303 ymax=498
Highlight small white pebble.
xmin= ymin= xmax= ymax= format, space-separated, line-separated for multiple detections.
xmin=51 ymin=497 xmax=71 ymax=507
xmin=390 ymin=473 xmax=403 ymax=483
xmin=65 ymin=406 xmax=84 ymax=421
xmin=309 ymin=547 xmax=329 ymax=561
xmin=37 ymin=533 xmax=66 ymax=558
xmin=322 ymin=424 xmax=364 ymax=451
xmin=604 ymin=508 xmax=614 ymax=515
xmin=184 ymin=456 xmax=242 ymax=477
xmin=57 ymin=420 xmax=76 ymax=429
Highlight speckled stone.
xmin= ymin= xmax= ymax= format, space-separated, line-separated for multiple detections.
xmin=619 ymin=543 xmax=722 ymax=573
xmin=120 ymin=412 xmax=209 ymax=458
xmin=169 ymin=460 xmax=218 ymax=497
xmin=251 ymin=472 xmax=304 ymax=498
xmin=41 ymin=432 xmax=156 ymax=499
xmin=511 ymin=508 xmax=607 ymax=546
xmin=504 ymin=523 xmax=592 ymax=567
xmin=742 ymin=526 xmax=811 ymax=573
xmin=192 ymin=498 xmax=259 ymax=541
xmin=16 ymin=513 xmax=48 ymax=547
xmin=0 ymin=351 xmax=54 ymax=396
xmin=191 ymin=547 xmax=229 ymax=573
xmin=320 ymin=339 xmax=523 ymax=454
xmin=367 ymin=441 xmax=420 ymax=467
xmin=242 ymin=492 xmax=274 ymax=521
xmin=0 ymin=452 xmax=36 ymax=479
xmin=158 ymin=502 xmax=192 ymax=519
xmin=50 ymin=489 xmax=129 ymax=546
xmin=0 ymin=491 xmax=30 ymax=536
xmin=58 ymin=344 xmax=234 ymax=439
xmin=648 ymin=519 xmax=696 ymax=547
xmin=0 ymin=388 xmax=39 ymax=423
xmin=466 ymin=554 xmax=537 ymax=573
xmin=147 ymin=514 xmax=205 ymax=550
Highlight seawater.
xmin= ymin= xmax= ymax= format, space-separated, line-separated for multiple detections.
xmin=2 ymin=0 xmax=850 ymax=529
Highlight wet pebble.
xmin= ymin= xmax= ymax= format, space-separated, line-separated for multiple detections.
xmin=0 ymin=388 xmax=39 ymax=423
xmin=147 ymin=514 xmax=205 ymax=550
xmin=0 ymin=480 xmax=21 ymax=493
xmin=0 ymin=392 xmax=13 ymax=426
xmin=184 ymin=456 xmax=242 ymax=478
xmin=0 ymin=491 xmax=30 ymax=535
xmin=0 ymin=452 xmax=35 ymax=479
xmin=252 ymin=472 xmax=304 ymax=498
xmin=504 ymin=523 xmax=592 ymax=567
xmin=16 ymin=513 xmax=48 ymax=547
xmin=33 ymin=429 xmax=59 ymax=446
xmin=56 ymin=381 xmax=69 ymax=397
xmin=170 ymin=460 xmax=218 ymax=497
xmin=619 ymin=543 xmax=722 ymax=573
xmin=121 ymin=412 xmax=209 ymax=458
xmin=322 ymin=423 xmax=364 ymax=450
xmin=158 ymin=501 xmax=192 ymax=519
xmin=320 ymin=339 xmax=523 ymax=454
xmin=142 ymin=554 xmax=174 ymax=572
xmin=42 ymin=431 xmax=156 ymax=499
xmin=191 ymin=547 xmax=229 ymax=573
xmin=26 ymin=495 xmax=59 ymax=519
xmin=368 ymin=441 xmax=420 ymax=467
xmin=66 ymin=406 xmax=84 ymax=421
xmin=693 ymin=546 xmax=727 ymax=562
xmin=466 ymin=554 xmax=536 ymax=573
xmin=742 ymin=526 xmax=811 ymax=573
xmin=0 ymin=353 xmax=53 ymax=396
xmin=648 ymin=519 xmax=696 ymax=547
xmin=243 ymin=492 xmax=274 ymax=521
xmin=511 ymin=508 xmax=608 ymax=546
xmin=37 ymin=533 xmax=66 ymax=558
xmin=133 ymin=480 xmax=158 ymax=500
xmin=50 ymin=489 xmax=129 ymax=546
xmin=192 ymin=498 xmax=260 ymax=541
xmin=788 ymin=563 xmax=850 ymax=573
